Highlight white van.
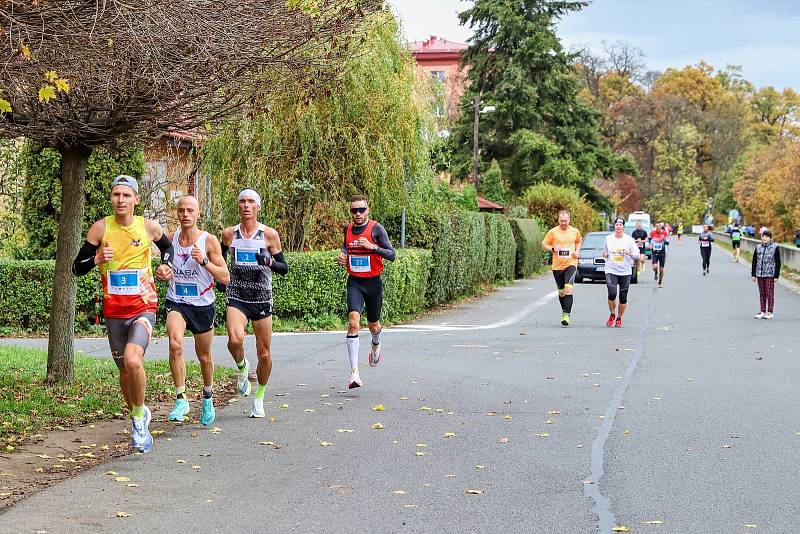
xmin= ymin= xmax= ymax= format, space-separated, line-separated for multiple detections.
xmin=628 ymin=211 xmax=651 ymax=225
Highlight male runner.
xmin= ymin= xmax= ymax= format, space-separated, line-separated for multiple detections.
xmin=603 ymin=218 xmax=644 ymax=328
xmin=676 ymin=221 xmax=684 ymax=244
xmin=221 ymin=189 xmax=288 ymax=418
xmin=166 ymin=196 xmax=229 ymax=426
xmin=72 ymin=175 xmax=174 ymax=454
xmin=542 ymin=210 xmax=582 ymax=326
xmin=729 ymin=222 xmax=742 ymax=262
xmin=337 ymin=195 xmax=396 ymax=389
xmin=631 ymin=222 xmax=648 ymax=274
xmin=649 ymin=221 xmax=669 ymax=288
xmin=698 ymin=223 xmax=715 ymax=275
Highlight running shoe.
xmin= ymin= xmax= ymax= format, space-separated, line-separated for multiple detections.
xmin=168 ymin=398 xmax=190 ymax=422
xmin=237 ymin=358 xmax=251 ymax=397
xmin=561 ymin=313 xmax=570 ymax=327
xmin=200 ymin=397 xmax=216 ymax=426
xmin=754 ymin=312 xmax=765 ymax=319
xmin=653 ymin=271 xmax=658 ymax=280
xmin=131 ymin=406 xmax=153 ymax=453
xmin=368 ymin=344 xmax=382 ymax=367
xmin=605 ymin=314 xmax=616 ymax=327
xmin=702 ymin=270 xmax=706 ymax=276
xmin=348 ymin=371 xmax=363 ymax=389
xmin=249 ymin=396 xmax=265 ymax=418
xmin=764 ymin=312 xmax=774 ymax=319
xmin=614 ymin=317 xmax=623 ymax=328
xmin=658 ymin=283 xmax=663 ymax=288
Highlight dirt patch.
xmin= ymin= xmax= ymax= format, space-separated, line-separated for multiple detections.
xmin=0 ymin=377 xmax=238 ymax=512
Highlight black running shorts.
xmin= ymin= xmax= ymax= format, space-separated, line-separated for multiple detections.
xmin=347 ymin=275 xmax=383 ymax=323
xmin=165 ymin=300 xmax=215 ymax=335
xmin=552 ymin=265 xmax=577 ymax=290
xmin=227 ymin=298 xmax=273 ymax=322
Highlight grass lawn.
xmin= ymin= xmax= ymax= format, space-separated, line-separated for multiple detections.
xmin=0 ymin=345 xmax=237 ymax=451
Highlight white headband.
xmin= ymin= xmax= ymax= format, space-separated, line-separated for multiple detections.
xmin=238 ymin=188 xmax=261 ymax=207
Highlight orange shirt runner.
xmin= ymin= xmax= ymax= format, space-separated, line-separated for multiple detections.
xmin=543 ymin=225 xmax=582 ymax=271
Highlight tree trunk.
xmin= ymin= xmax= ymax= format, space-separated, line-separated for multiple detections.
xmin=46 ymin=145 xmax=92 ymax=384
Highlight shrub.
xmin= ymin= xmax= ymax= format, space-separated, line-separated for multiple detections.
xmin=510 ymin=218 xmax=544 ymax=277
xmin=496 ymin=216 xmax=516 ymax=280
xmin=520 ymin=182 xmax=602 ymax=234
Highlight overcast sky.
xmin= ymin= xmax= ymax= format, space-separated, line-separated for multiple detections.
xmin=387 ymin=0 xmax=800 ymax=90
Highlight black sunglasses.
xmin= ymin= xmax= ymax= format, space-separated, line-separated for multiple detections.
xmin=350 ymin=207 xmax=367 ymax=214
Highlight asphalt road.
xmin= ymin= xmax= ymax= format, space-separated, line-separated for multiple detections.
xmin=2 ymin=241 xmax=799 ymax=533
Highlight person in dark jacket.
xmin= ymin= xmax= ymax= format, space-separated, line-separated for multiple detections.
xmin=751 ymin=230 xmax=781 ymax=319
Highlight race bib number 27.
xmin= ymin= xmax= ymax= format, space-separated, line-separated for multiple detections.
xmin=349 ymin=255 xmax=371 ymax=273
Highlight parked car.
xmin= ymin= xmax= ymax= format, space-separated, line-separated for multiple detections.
xmin=576 ymin=231 xmax=638 ymax=284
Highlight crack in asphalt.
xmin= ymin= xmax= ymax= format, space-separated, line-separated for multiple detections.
xmin=584 ymin=283 xmax=658 ymax=533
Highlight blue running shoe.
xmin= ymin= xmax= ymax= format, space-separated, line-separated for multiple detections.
xmin=200 ymin=397 xmax=216 ymax=426
xmin=168 ymin=398 xmax=190 ymax=422
xmin=237 ymin=358 xmax=251 ymax=397
xmin=131 ymin=406 xmax=153 ymax=453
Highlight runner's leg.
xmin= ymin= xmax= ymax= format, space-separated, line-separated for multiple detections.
xmin=167 ymin=310 xmax=188 ymax=395
xmin=226 ymin=305 xmax=251 ymax=396
xmin=194 ymin=329 xmax=215 ymax=392
xmin=252 ymin=316 xmax=273 ymax=395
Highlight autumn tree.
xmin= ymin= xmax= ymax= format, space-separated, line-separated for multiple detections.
xmin=0 ymin=0 xmax=380 ymax=382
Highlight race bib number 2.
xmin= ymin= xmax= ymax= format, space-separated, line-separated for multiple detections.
xmin=349 ymin=255 xmax=371 ymax=273
xmin=109 ymin=270 xmax=141 ymax=295
xmin=235 ymin=248 xmax=258 ymax=266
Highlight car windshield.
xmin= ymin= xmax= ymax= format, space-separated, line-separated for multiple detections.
xmin=581 ymin=233 xmax=607 ymax=249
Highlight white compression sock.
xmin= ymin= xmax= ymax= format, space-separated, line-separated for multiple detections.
xmin=346 ymin=335 xmax=359 ymax=371
xmin=371 ymin=329 xmax=382 ymax=347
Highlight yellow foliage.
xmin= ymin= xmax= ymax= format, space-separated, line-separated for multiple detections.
xmin=55 ymin=78 xmax=70 ymax=94
xmin=0 ymin=98 xmax=11 ymax=114
xmin=45 ymin=71 xmax=59 ymax=83
xmin=38 ymin=85 xmax=56 ymax=103
xmin=654 ymin=61 xmax=724 ymax=110
xmin=20 ymin=42 xmax=31 ymax=59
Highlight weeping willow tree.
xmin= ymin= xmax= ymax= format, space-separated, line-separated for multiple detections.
xmin=202 ymin=11 xmax=439 ymax=251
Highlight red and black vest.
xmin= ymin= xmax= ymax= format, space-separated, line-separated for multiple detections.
xmin=345 ymin=220 xmax=384 ymax=278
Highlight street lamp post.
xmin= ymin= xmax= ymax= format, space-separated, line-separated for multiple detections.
xmin=471 ymin=96 xmax=495 ymax=188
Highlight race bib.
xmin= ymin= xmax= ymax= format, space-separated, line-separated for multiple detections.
xmin=701 ymin=241 xmax=710 ymax=247
xmin=611 ymin=254 xmax=625 ymax=263
xmin=653 ymin=241 xmax=664 ymax=251
xmin=175 ymin=282 xmax=199 ymax=299
xmin=732 ymin=232 xmax=740 ymax=240
xmin=108 ymin=270 xmax=141 ymax=295
xmin=557 ymin=249 xmax=571 ymax=257
xmin=349 ymin=255 xmax=371 ymax=273
xmin=235 ymin=248 xmax=258 ymax=266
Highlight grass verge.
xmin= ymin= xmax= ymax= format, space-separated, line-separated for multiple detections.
xmin=0 ymin=345 xmax=237 ymax=451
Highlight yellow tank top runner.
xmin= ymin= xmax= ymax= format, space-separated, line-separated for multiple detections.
xmin=100 ymin=215 xmax=157 ymax=318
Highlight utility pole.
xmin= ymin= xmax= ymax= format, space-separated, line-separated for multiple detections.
xmin=472 ymin=94 xmax=481 ymax=187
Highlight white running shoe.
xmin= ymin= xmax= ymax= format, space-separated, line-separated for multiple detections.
xmin=764 ymin=312 xmax=774 ymax=319
xmin=754 ymin=312 xmax=765 ymax=319
xmin=348 ymin=371 xmax=363 ymax=389
xmin=249 ymin=396 xmax=265 ymax=418
xmin=131 ymin=406 xmax=153 ymax=453
xmin=237 ymin=358 xmax=251 ymax=396
xmin=368 ymin=344 xmax=382 ymax=367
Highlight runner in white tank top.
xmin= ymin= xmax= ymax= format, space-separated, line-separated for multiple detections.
xmin=165 ymin=196 xmax=229 ymax=426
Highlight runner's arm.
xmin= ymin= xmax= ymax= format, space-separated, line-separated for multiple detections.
xmin=371 ymin=224 xmax=396 ymax=261
xmin=204 ymin=234 xmax=230 ymax=285
xmin=751 ymin=250 xmax=757 ymax=277
xmin=145 ymin=219 xmax=174 ymax=267
xmin=265 ymin=227 xmax=288 ymax=275
xmin=72 ymin=220 xmax=104 ymax=276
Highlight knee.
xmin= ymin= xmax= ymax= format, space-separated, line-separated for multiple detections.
xmin=123 ymin=354 xmax=142 ymax=372
xmin=168 ymin=337 xmax=183 ymax=357
xmin=256 ymin=345 xmax=271 ymax=361
xmin=563 ymin=286 xmax=574 ymax=296
xmin=619 ymin=291 xmax=629 ymax=305
xmin=227 ymin=334 xmax=243 ymax=352
xmin=197 ymin=351 xmax=213 ymax=367
xmin=347 ymin=317 xmax=360 ymax=332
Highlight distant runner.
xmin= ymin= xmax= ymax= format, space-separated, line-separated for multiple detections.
xmin=698 ymin=224 xmax=714 ymax=275
xmin=729 ymin=222 xmax=743 ymax=262
xmin=631 ymin=222 xmax=648 ymax=274
xmin=338 ymin=195 xmax=396 ymax=389
xmin=676 ymin=221 xmax=684 ymax=244
xmin=221 ymin=189 xmax=289 ymax=418
xmin=542 ymin=210 xmax=582 ymax=326
xmin=603 ymin=218 xmax=644 ymax=328
xmin=72 ymin=175 xmax=174 ymax=454
xmin=166 ymin=196 xmax=229 ymax=426
xmin=649 ymin=221 xmax=669 ymax=288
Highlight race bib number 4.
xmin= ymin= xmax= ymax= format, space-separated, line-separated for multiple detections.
xmin=235 ymin=248 xmax=258 ymax=266
xmin=348 ymin=255 xmax=371 ymax=273
xmin=109 ymin=270 xmax=141 ymax=295
xmin=175 ymin=282 xmax=199 ymax=299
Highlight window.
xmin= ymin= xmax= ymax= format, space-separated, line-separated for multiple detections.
xmin=430 ymin=70 xmax=445 ymax=82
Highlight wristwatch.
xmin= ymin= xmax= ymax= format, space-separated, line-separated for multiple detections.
xmin=201 ymin=257 xmax=209 ymax=266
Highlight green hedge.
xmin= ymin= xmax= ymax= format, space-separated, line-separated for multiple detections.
xmin=0 ymin=249 xmax=433 ymax=333
xmin=509 ymin=218 xmax=545 ymax=278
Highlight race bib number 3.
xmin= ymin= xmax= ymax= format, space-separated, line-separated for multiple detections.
xmin=557 ymin=249 xmax=571 ymax=257
xmin=109 ymin=270 xmax=141 ymax=295
xmin=235 ymin=248 xmax=258 ymax=266
xmin=175 ymin=282 xmax=199 ymax=299
xmin=349 ymin=255 xmax=371 ymax=273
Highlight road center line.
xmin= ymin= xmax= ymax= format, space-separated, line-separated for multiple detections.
xmin=583 ymin=284 xmax=658 ymax=533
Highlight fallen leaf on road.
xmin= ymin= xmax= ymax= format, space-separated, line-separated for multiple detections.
xmin=336 ymin=429 xmax=353 ymax=433
xmin=392 ymin=490 xmax=407 ymax=495
xmin=192 ymin=465 xmax=201 ymax=470
xmin=419 ymin=407 xmax=431 ymax=412
xmin=320 ymin=441 xmax=333 ymax=447
xmin=476 ymin=465 xmax=486 ymax=469
xmin=415 ymin=452 xmax=427 ymax=456
xmin=116 ymin=512 xmax=131 ymax=518
xmin=200 ymin=453 xmax=211 ymax=457
xmin=722 ymin=444 xmax=732 ymax=449
xmin=744 ymin=526 xmax=758 ymax=529
xmin=115 ymin=477 xmax=130 ymax=482
xmin=399 ymin=396 xmax=408 ymax=400
xmin=643 ymin=520 xmax=663 ymax=525
xmin=151 ymin=430 xmax=165 ymax=436
xmin=582 ymin=480 xmax=594 ymax=485
xmin=372 ymin=423 xmax=384 ymax=430
xmin=416 ymin=443 xmax=427 ymax=448
xmin=104 ymin=471 xmax=118 ymax=476
xmin=373 ymin=405 xmax=385 ymax=411
xmin=503 ymin=415 xmax=512 ymax=420
xmin=548 ymin=411 xmax=561 ymax=415
xmin=545 ymin=420 xmax=553 ymax=424
xmin=280 ymin=404 xmax=289 ymax=410
xmin=36 ymin=454 xmax=51 ymax=459
xmin=611 ymin=527 xmax=630 ymax=532
xmin=127 ymin=484 xmax=139 ymax=488
xmin=176 ymin=460 xmax=186 ymax=464
xmin=442 ymin=432 xmax=456 ymax=438
xmin=209 ymin=427 xmax=222 ymax=434
xmin=303 ymin=409 xmax=316 ymax=413
xmin=403 ymin=504 xmax=417 ymax=508
xmin=446 ymin=474 xmax=456 ymax=478
xmin=623 ymin=429 xmax=631 ymax=435
xmin=465 ymin=489 xmax=483 ymax=495
xmin=499 ymin=437 xmax=509 ymax=443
